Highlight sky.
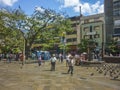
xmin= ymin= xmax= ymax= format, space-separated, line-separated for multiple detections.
xmin=0 ymin=0 xmax=104 ymax=17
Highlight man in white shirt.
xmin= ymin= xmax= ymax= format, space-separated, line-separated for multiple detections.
xmin=50 ymin=54 xmax=57 ymax=71
xmin=66 ymin=53 xmax=71 ymax=67
xmin=67 ymin=55 xmax=74 ymax=76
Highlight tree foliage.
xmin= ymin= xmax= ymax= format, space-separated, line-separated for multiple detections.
xmin=106 ymin=39 xmax=120 ymax=54
xmin=78 ymin=39 xmax=97 ymax=53
xmin=0 ymin=8 xmax=24 ymax=53
xmin=0 ymin=7 xmax=73 ymax=56
xmin=78 ymin=39 xmax=89 ymax=53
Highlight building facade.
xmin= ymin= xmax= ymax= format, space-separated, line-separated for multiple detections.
xmin=66 ymin=16 xmax=80 ymax=51
xmin=79 ymin=13 xmax=104 ymax=49
xmin=66 ymin=13 xmax=105 ymax=51
xmin=104 ymin=0 xmax=120 ymax=41
xmin=113 ymin=0 xmax=120 ymax=41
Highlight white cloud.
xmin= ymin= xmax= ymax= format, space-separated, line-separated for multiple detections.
xmin=0 ymin=0 xmax=18 ymax=6
xmin=61 ymin=0 xmax=80 ymax=8
xmin=97 ymin=4 xmax=104 ymax=13
xmin=35 ymin=6 xmax=45 ymax=13
xmin=58 ymin=0 xmax=104 ymax=15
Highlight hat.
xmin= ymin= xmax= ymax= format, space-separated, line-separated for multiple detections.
xmin=52 ymin=54 xmax=55 ymax=57
xmin=69 ymin=55 xmax=73 ymax=59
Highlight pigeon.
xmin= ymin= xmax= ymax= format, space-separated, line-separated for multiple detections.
xmin=90 ymin=73 xmax=94 ymax=76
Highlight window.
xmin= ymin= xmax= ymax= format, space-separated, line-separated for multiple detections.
xmin=72 ymin=30 xmax=77 ymax=34
xmin=94 ymin=17 xmax=100 ymax=22
xmin=90 ymin=26 xmax=92 ymax=32
xmin=94 ymin=26 xmax=100 ymax=30
xmin=73 ymin=38 xmax=77 ymax=42
xmin=90 ymin=35 xmax=92 ymax=39
xmin=94 ymin=34 xmax=100 ymax=38
xmin=84 ymin=19 xmax=89 ymax=24
xmin=67 ymin=39 xmax=72 ymax=42
xmin=67 ymin=30 xmax=77 ymax=35
xmin=113 ymin=1 xmax=120 ymax=9
xmin=113 ymin=9 xmax=120 ymax=16
xmin=66 ymin=32 xmax=71 ymax=35
xmin=84 ymin=27 xmax=89 ymax=31
xmin=84 ymin=35 xmax=89 ymax=39
xmin=114 ymin=20 xmax=120 ymax=27
xmin=67 ymin=38 xmax=77 ymax=42
xmin=114 ymin=28 xmax=120 ymax=34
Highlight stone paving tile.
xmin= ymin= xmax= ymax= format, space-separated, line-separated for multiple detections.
xmin=0 ymin=61 xmax=120 ymax=90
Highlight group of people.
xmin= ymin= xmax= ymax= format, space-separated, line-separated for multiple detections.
xmin=1 ymin=52 xmax=75 ymax=75
xmin=43 ymin=53 xmax=75 ymax=76
xmin=0 ymin=53 xmax=25 ymax=64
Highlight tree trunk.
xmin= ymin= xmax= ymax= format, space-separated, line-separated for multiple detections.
xmin=25 ymin=41 xmax=31 ymax=60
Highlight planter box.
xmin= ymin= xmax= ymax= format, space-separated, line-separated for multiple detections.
xmin=103 ymin=56 xmax=120 ymax=63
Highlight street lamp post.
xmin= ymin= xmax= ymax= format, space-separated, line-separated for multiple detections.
xmin=63 ymin=38 xmax=66 ymax=59
xmin=62 ymin=32 xmax=66 ymax=59
xmin=54 ymin=37 xmax=60 ymax=54
xmin=87 ymin=44 xmax=90 ymax=61
xmin=23 ymin=38 xmax=25 ymax=61
xmin=101 ymin=42 xmax=104 ymax=60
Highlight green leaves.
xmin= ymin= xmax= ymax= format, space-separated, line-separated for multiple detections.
xmin=107 ymin=39 xmax=119 ymax=53
xmin=0 ymin=7 xmax=73 ymax=54
xmin=78 ymin=39 xmax=88 ymax=52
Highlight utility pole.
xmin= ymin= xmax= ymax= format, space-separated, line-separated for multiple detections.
xmin=102 ymin=24 xmax=105 ymax=60
xmin=79 ymin=6 xmax=82 ymax=17
xmin=79 ymin=6 xmax=82 ymax=43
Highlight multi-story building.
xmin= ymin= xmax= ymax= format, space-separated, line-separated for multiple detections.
xmin=79 ymin=13 xmax=105 ymax=49
xmin=65 ymin=0 xmax=120 ymax=52
xmin=104 ymin=0 xmax=120 ymax=42
xmin=113 ymin=0 xmax=120 ymax=41
xmin=66 ymin=13 xmax=105 ymax=51
xmin=66 ymin=16 xmax=80 ymax=51
xmin=65 ymin=13 xmax=105 ymax=53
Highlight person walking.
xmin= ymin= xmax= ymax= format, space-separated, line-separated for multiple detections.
xmin=19 ymin=53 xmax=25 ymax=66
xmin=67 ymin=55 xmax=74 ymax=76
xmin=59 ymin=53 xmax=63 ymax=63
xmin=0 ymin=53 xmax=2 ymax=61
xmin=38 ymin=55 xmax=42 ymax=66
xmin=66 ymin=53 xmax=71 ymax=67
xmin=50 ymin=54 xmax=57 ymax=71
xmin=8 ymin=53 xmax=12 ymax=63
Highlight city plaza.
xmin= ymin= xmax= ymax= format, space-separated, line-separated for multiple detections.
xmin=0 ymin=59 xmax=120 ymax=90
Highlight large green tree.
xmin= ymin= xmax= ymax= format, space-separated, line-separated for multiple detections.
xmin=0 ymin=7 xmax=73 ymax=58
xmin=0 ymin=9 xmax=24 ymax=53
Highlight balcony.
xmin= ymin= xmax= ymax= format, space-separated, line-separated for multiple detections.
xmin=86 ymin=31 xmax=96 ymax=35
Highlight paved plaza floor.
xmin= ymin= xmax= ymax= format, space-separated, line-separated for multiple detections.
xmin=0 ymin=60 xmax=120 ymax=90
